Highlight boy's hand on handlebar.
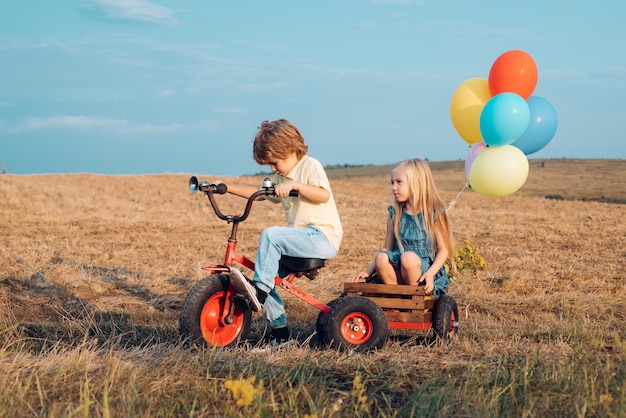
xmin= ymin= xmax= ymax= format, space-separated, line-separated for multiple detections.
xmin=274 ymin=181 xmax=297 ymax=198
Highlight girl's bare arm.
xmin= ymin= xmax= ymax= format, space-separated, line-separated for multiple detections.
xmin=420 ymin=228 xmax=450 ymax=293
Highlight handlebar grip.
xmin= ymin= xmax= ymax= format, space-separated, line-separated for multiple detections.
xmin=214 ymin=183 xmax=227 ymax=194
xmin=266 ymin=189 xmax=298 ymax=197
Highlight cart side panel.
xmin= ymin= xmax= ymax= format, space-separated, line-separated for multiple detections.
xmin=344 ymin=282 xmax=437 ymax=325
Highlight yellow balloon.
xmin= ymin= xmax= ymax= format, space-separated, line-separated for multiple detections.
xmin=449 ymin=78 xmax=491 ymax=144
xmin=468 ymin=145 xmax=529 ymax=197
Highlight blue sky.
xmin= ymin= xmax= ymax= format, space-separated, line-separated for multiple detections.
xmin=1 ymin=1 xmax=624 ymax=176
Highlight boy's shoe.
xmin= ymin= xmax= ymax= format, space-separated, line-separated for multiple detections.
xmin=251 ymin=327 xmax=295 ymax=353
xmin=251 ymin=338 xmax=296 ymax=353
xmin=269 ymin=325 xmax=291 ymax=342
xmin=228 ymin=268 xmax=265 ymax=312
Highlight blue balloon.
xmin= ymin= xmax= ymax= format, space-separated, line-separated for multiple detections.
xmin=512 ymin=96 xmax=558 ymax=155
xmin=480 ymin=93 xmax=531 ymax=147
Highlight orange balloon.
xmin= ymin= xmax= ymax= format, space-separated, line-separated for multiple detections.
xmin=488 ymin=50 xmax=538 ymax=100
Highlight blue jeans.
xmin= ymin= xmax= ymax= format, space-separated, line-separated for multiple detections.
xmin=253 ymin=225 xmax=337 ymax=328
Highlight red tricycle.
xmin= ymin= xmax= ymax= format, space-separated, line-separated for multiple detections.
xmin=179 ymin=177 xmax=459 ymax=352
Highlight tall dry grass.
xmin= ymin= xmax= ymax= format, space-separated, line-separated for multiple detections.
xmin=0 ymin=159 xmax=624 ymax=417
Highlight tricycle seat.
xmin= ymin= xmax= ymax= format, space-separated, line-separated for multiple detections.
xmin=280 ymin=256 xmax=326 ymax=271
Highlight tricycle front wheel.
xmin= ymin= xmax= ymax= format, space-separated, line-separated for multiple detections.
xmin=179 ymin=274 xmax=252 ymax=347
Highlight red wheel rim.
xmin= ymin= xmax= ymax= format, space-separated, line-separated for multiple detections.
xmin=340 ymin=312 xmax=373 ymax=345
xmin=448 ymin=312 xmax=457 ymax=339
xmin=199 ymin=291 xmax=245 ymax=346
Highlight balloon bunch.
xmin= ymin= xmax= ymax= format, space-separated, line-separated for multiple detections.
xmin=450 ymin=50 xmax=558 ymax=197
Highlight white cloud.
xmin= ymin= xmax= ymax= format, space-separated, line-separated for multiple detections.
xmin=23 ymin=116 xmax=121 ymax=130
xmin=87 ymin=0 xmax=179 ymax=25
xmin=8 ymin=116 xmax=183 ymax=136
xmin=211 ymin=106 xmax=247 ymax=114
xmin=420 ymin=21 xmax=535 ymax=42
xmin=156 ymin=88 xmax=176 ymax=98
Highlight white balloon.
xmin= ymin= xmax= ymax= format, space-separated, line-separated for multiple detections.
xmin=469 ymin=145 xmax=529 ymax=197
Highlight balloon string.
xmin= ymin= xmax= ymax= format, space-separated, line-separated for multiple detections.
xmin=447 ymin=181 xmax=470 ymax=308
xmin=447 ymin=181 xmax=469 ymax=211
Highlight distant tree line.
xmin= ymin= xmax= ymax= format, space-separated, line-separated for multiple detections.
xmin=324 ymin=163 xmax=375 ymax=170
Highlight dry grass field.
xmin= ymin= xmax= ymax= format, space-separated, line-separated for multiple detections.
xmin=1 ymin=158 xmax=624 ymax=417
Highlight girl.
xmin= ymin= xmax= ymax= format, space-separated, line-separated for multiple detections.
xmin=352 ymin=158 xmax=455 ymax=296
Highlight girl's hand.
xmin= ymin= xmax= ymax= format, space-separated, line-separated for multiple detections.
xmin=421 ymin=273 xmax=435 ymax=294
xmin=352 ymin=271 xmax=369 ymax=283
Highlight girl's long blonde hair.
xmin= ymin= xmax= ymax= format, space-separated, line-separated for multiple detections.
xmin=391 ymin=158 xmax=456 ymax=275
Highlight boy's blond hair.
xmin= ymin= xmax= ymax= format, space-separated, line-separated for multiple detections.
xmin=253 ymin=119 xmax=309 ymax=164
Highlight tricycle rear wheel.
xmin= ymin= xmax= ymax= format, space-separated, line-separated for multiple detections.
xmin=179 ymin=274 xmax=251 ymax=347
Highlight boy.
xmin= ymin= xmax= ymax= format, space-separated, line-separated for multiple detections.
xmin=223 ymin=119 xmax=343 ymax=345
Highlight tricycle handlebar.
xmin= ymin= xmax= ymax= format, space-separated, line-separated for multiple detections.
xmin=189 ymin=176 xmax=297 ymax=223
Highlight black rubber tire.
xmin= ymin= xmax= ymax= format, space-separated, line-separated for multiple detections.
xmin=315 ymin=296 xmax=344 ymax=340
xmin=179 ymin=274 xmax=252 ymax=348
xmin=317 ymin=295 xmax=388 ymax=352
xmin=432 ymin=294 xmax=459 ymax=344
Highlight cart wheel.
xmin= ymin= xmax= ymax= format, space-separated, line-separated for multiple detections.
xmin=315 ymin=297 xmax=343 ymax=338
xmin=432 ymin=295 xmax=459 ymax=344
xmin=317 ymin=296 xmax=388 ymax=352
xmin=179 ymin=274 xmax=251 ymax=347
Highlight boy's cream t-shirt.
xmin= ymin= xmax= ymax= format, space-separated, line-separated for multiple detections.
xmin=266 ymin=156 xmax=343 ymax=251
